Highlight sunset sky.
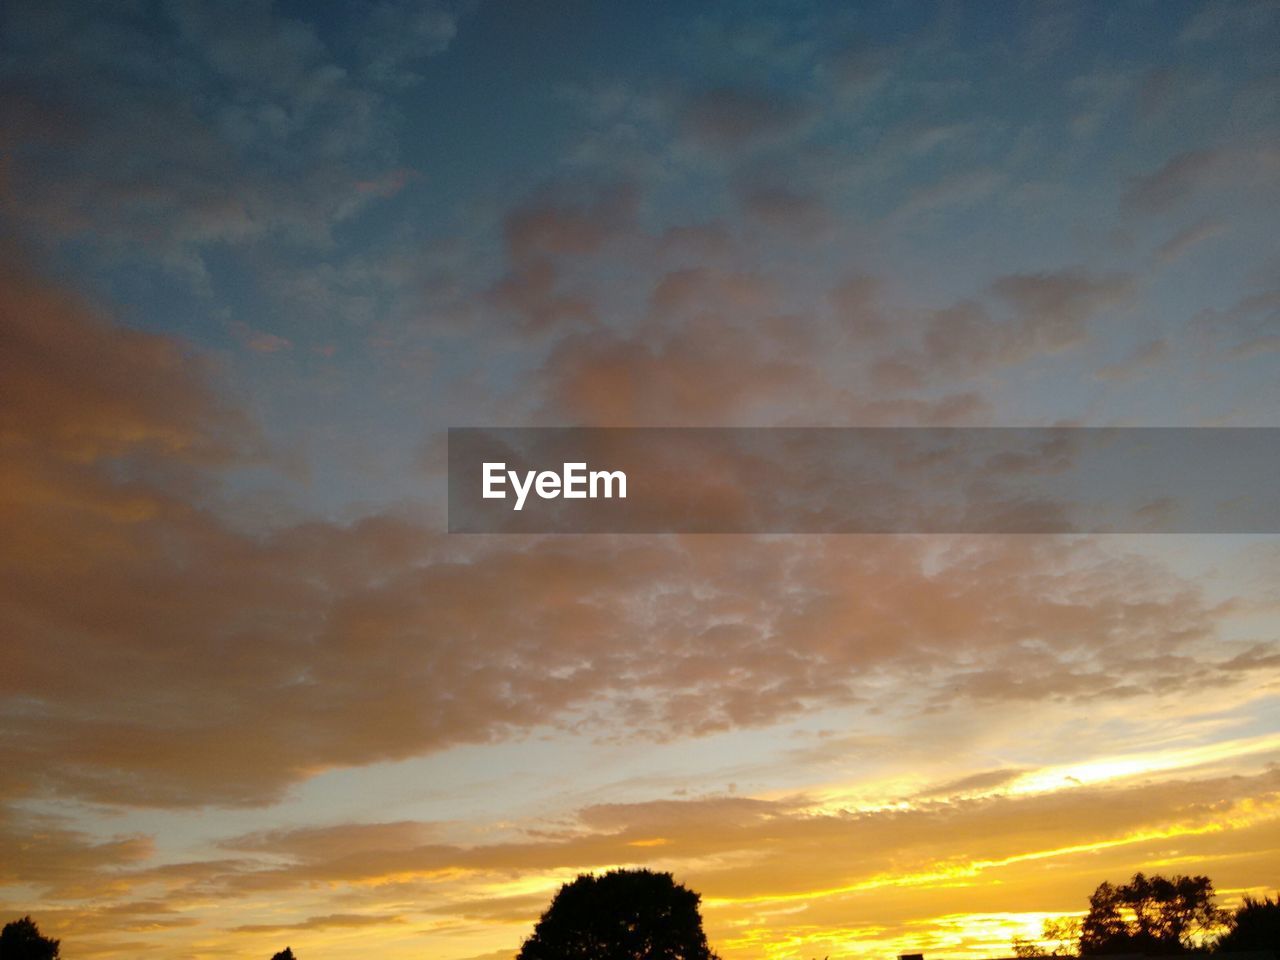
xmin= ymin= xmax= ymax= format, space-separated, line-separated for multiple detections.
xmin=2 ymin=1 xmax=1279 ymax=959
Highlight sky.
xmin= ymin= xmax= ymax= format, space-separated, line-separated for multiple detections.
xmin=1 ymin=1 xmax=1279 ymax=959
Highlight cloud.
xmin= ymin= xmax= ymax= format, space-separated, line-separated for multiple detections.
xmin=1191 ymin=289 xmax=1280 ymax=361
xmin=910 ymin=270 xmax=1136 ymax=378
xmin=1092 ymin=339 xmax=1168 ymax=383
xmin=889 ymin=169 xmax=1004 ymax=222
xmin=224 ymin=821 xmax=440 ymax=859
xmin=503 ymin=183 xmax=639 ymax=262
xmin=4 ymin=248 xmax=1266 ymax=816
xmin=3 ymin=298 xmax=1260 ymax=810
xmin=680 ymin=87 xmax=811 ymax=150
xmin=828 ymin=274 xmax=889 ymax=340
xmin=4 ymin=495 xmax=1256 ymax=809
xmin=826 ymin=42 xmax=895 ymax=98
xmin=1179 ymin=1 xmax=1280 ymax=44
xmin=542 ymin=317 xmax=810 ymax=426
xmin=1156 ymin=218 xmax=1227 ymax=263
xmin=472 ymin=168 xmax=1148 ymax=425
xmin=0 ymin=249 xmax=254 ymax=465
xmin=1231 ymin=335 xmax=1280 ymax=360
xmin=4 ymin=901 xmax=200 ymax=943
xmin=0 ymin=0 xmax=416 ymax=279
xmin=231 ymin=913 xmax=405 ymax=933
xmin=488 ymin=261 xmax=598 ymax=335
xmin=37 ymin=765 xmax=1278 ymax=948
xmin=910 ymin=768 xmax=1030 ymax=800
xmin=485 ymin=182 xmax=639 ymax=335
xmin=1123 ymin=150 xmax=1225 ymax=215
xmin=990 ymin=271 xmax=1136 ymax=346
xmin=531 ymin=257 xmax=989 ymax=426
xmin=1122 ymin=146 xmax=1280 ymax=215
xmin=734 ymin=180 xmax=830 ymax=234
xmin=231 ymin=322 xmax=294 ymax=354
xmin=357 ymin=0 xmax=462 ymax=87
xmin=0 ymin=807 xmax=153 ymax=899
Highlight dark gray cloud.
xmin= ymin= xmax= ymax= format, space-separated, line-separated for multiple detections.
xmin=680 ymin=87 xmax=811 ymax=150
xmin=0 ymin=0 xmax=456 ymax=281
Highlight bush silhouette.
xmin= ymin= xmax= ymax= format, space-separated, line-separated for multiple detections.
xmin=1216 ymin=896 xmax=1280 ymax=955
xmin=0 ymin=917 xmax=59 ymax=960
xmin=270 ymin=949 xmax=297 ymax=960
xmin=517 ymin=869 xmax=719 ymax=960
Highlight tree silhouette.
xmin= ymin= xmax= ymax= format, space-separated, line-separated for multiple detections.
xmin=1013 ymin=918 xmax=1080 ymax=957
xmin=517 ymin=869 xmax=719 ymax=960
xmin=1012 ymin=873 xmax=1233 ymax=957
xmin=0 ymin=917 xmax=59 ymax=960
xmin=1215 ymin=896 xmax=1280 ymax=955
xmin=1079 ymin=873 xmax=1226 ymax=955
xmin=270 ymin=949 xmax=297 ymax=960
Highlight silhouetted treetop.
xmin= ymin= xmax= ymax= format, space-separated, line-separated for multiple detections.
xmin=1013 ymin=918 xmax=1080 ymax=957
xmin=1012 ymin=873 xmax=1250 ymax=958
xmin=518 ymin=869 xmax=719 ymax=960
xmin=270 ymin=949 xmax=297 ymax=960
xmin=1080 ymin=873 xmax=1226 ymax=955
xmin=0 ymin=917 xmax=60 ymax=960
xmin=1215 ymin=896 xmax=1280 ymax=956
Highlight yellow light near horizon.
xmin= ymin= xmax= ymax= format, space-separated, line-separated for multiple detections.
xmin=704 ymin=801 xmax=1280 ymax=912
xmin=1008 ymin=732 xmax=1280 ymax=796
xmin=793 ymin=731 xmax=1280 ymax=818
xmin=712 ymin=912 xmax=1070 ymax=960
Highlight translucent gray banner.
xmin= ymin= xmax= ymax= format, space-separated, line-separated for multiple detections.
xmin=447 ymin=428 xmax=1279 ymax=533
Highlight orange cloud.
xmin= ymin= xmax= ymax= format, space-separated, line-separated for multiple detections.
xmin=0 ymin=251 xmax=253 ymax=464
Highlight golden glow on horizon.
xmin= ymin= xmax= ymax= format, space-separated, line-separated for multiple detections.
xmin=30 ymin=785 xmax=1278 ymax=960
xmin=713 ymin=911 xmax=1076 ymax=960
xmin=86 ymin=764 xmax=1277 ymax=960
xmin=1008 ymin=733 xmax=1280 ymax=797
xmin=703 ymin=804 xmax=1276 ymax=909
xmin=795 ymin=732 xmax=1280 ymax=817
